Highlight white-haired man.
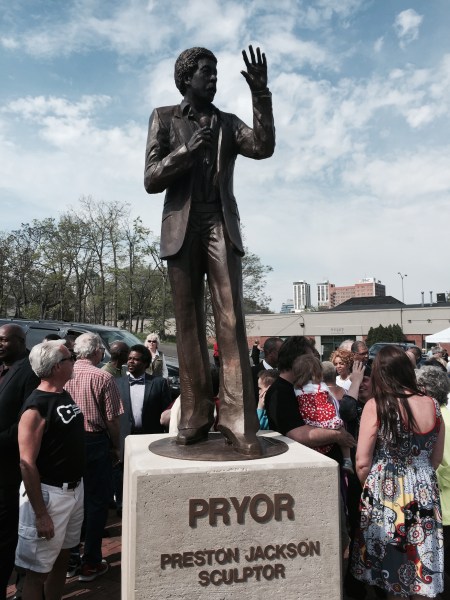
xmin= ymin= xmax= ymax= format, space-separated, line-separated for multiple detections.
xmin=16 ymin=341 xmax=84 ymax=600
xmin=64 ymin=333 xmax=123 ymax=582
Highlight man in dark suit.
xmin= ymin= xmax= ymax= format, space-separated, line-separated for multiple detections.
xmin=0 ymin=324 xmax=39 ymax=599
xmin=117 ymin=345 xmax=171 ymax=456
xmin=144 ymin=45 xmax=275 ymax=456
xmin=251 ymin=337 xmax=283 ymax=404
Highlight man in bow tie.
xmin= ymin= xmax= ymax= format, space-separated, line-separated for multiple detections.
xmin=117 ymin=345 xmax=171 ymax=454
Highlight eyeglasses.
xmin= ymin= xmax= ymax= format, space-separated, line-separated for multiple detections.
xmin=147 ymin=340 xmax=157 ymax=344
xmin=60 ymin=351 xmax=76 ymax=363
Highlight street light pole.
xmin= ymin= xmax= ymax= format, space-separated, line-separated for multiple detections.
xmin=398 ymin=272 xmax=407 ymax=303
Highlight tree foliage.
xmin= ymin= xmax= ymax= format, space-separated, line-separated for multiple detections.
xmin=203 ymin=247 xmax=272 ymax=336
xmin=0 ymin=197 xmax=270 ymax=337
xmin=366 ymin=324 xmax=406 ymax=347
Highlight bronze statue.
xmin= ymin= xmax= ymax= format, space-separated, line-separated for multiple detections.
xmin=144 ymin=45 xmax=275 ymax=456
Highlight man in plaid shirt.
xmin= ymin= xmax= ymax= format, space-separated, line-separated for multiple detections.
xmin=65 ymin=333 xmax=123 ymax=582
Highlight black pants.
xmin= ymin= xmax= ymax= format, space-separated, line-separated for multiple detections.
xmin=0 ymin=485 xmax=19 ymax=600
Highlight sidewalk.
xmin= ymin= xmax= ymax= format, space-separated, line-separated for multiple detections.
xmin=7 ymin=510 xmax=121 ymax=600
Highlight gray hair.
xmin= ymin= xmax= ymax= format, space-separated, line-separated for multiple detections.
xmin=29 ymin=340 xmax=66 ymax=378
xmin=74 ymin=332 xmax=102 ymax=358
xmin=321 ymin=361 xmax=337 ymax=385
xmin=339 ymin=339 xmax=354 ymax=351
xmin=416 ymin=366 xmax=450 ymax=406
xmin=351 ymin=340 xmax=366 ymax=353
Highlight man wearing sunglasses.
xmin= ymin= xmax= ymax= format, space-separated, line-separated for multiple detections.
xmin=15 ymin=340 xmax=84 ymax=600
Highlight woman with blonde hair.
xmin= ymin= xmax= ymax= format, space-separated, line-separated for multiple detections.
xmin=144 ymin=333 xmax=168 ymax=378
xmin=330 ymin=348 xmax=354 ymax=392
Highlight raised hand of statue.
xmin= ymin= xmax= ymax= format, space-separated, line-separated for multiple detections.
xmin=241 ymin=45 xmax=268 ymax=93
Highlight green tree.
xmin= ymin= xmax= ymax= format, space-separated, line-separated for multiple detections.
xmin=242 ymin=248 xmax=272 ymax=312
xmin=0 ymin=197 xmax=272 ymax=335
xmin=204 ymin=246 xmax=273 ymax=336
xmin=366 ymin=324 xmax=406 ymax=347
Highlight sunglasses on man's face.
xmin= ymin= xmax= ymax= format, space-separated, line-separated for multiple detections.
xmin=60 ymin=351 xmax=76 ymax=363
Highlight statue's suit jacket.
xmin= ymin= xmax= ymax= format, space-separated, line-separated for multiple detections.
xmin=116 ymin=374 xmax=171 ymax=456
xmin=144 ymin=92 xmax=275 ymax=259
xmin=0 ymin=356 xmax=40 ymax=487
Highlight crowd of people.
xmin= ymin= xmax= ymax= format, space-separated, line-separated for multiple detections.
xmin=0 ymin=325 xmax=171 ymax=600
xmin=1 ymin=324 xmax=449 ymax=599
xmin=252 ymin=336 xmax=449 ymax=600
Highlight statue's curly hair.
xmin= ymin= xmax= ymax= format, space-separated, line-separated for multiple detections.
xmin=174 ymin=47 xmax=217 ymax=95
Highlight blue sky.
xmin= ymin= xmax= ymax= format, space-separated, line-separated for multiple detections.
xmin=1 ymin=0 xmax=449 ymax=311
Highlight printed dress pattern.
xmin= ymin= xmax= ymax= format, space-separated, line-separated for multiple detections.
xmin=351 ymin=399 xmax=443 ymax=598
xmin=295 ymin=383 xmax=343 ymax=455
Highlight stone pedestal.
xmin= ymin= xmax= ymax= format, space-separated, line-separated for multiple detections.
xmin=122 ymin=432 xmax=342 ymax=600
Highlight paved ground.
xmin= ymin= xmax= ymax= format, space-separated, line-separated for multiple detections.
xmin=7 ymin=510 xmax=121 ymax=600
xmin=6 ymin=510 xmax=383 ymax=600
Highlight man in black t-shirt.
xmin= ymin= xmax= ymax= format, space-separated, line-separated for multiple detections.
xmin=15 ymin=340 xmax=85 ymax=600
xmin=265 ymin=336 xmax=356 ymax=458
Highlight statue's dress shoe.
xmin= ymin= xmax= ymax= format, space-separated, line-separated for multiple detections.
xmin=176 ymin=423 xmax=212 ymax=445
xmin=217 ymin=425 xmax=262 ymax=457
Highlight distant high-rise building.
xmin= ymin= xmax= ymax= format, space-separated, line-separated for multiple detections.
xmin=317 ymin=281 xmax=335 ymax=309
xmin=293 ymin=281 xmax=311 ymax=312
xmin=316 ymin=277 xmax=386 ymax=309
xmin=280 ymin=299 xmax=294 ymax=313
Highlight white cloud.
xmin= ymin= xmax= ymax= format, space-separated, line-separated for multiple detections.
xmin=394 ymin=9 xmax=423 ymax=47
xmin=1 ymin=36 xmax=19 ymax=49
xmin=264 ymin=32 xmax=338 ymax=72
xmin=300 ymin=0 xmax=365 ymax=29
xmin=0 ymin=0 xmax=367 ymax=60
xmin=177 ymin=0 xmax=248 ymax=48
xmin=1 ymin=1 xmax=449 ymax=311
xmin=374 ymin=36 xmax=384 ymax=53
xmin=4 ymin=95 xmax=111 ymax=121
xmin=342 ymin=149 xmax=450 ymax=201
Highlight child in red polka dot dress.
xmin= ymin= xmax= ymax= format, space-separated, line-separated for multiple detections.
xmin=293 ymin=354 xmax=354 ymax=473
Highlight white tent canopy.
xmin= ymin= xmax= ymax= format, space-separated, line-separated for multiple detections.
xmin=425 ymin=327 xmax=450 ymax=344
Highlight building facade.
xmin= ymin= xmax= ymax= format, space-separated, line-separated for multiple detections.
xmin=280 ymin=299 xmax=294 ymax=313
xmin=317 ymin=281 xmax=335 ymax=309
xmin=293 ymin=281 xmax=311 ymax=312
xmin=316 ymin=277 xmax=386 ymax=309
xmin=246 ymin=303 xmax=450 ymax=360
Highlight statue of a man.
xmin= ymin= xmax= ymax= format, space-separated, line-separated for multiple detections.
xmin=144 ymin=45 xmax=275 ymax=456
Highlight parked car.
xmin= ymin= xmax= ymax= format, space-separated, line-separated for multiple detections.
xmin=0 ymin=318 xmax=180 ymax=400
xmin=368 ymin=341 xmax=417 ymax=361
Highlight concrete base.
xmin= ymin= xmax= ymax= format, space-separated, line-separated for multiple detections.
xmin=122 ymin=432 xmax=342 ymax=600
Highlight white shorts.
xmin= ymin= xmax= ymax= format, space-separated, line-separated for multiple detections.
xmin=15 ymin=480 xmax=84 ymax=573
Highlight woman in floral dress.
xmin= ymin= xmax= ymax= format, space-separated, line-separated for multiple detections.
xmin=351 ymin=345 xmax=445 ymax=599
